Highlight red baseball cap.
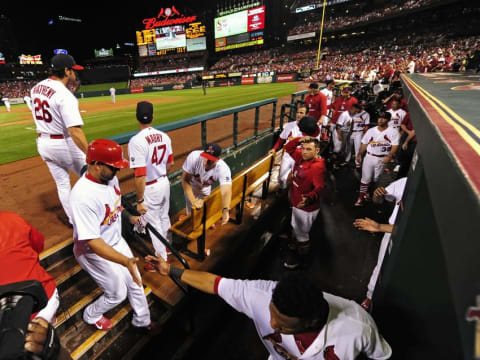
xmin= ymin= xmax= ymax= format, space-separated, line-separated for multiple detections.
xmin=200 ymin=143 xmax=222 ymax=161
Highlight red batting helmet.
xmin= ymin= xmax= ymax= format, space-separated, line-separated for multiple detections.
xmin=86 ymin=139 xmax=129 ymax=168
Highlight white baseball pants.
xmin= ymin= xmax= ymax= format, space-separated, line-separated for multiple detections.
xmin=37 ymin=136 xmax=86 ymax=224
xmin=144 ymin=176 xmax=171 ymax=260
xmin=332 ymin=125 xmax=342 ymax=154
xmin=360 ymin=154 xmax=385 ymax=184
xmin=35 ymin=288 xmax=59 ymax=324
xmin=291 ymin=207 xmax=320 ymax=243
xmin=74 ymin=237 xmax=151 ymax=327
xmin=278 ymin=152 xmax=295 ymax=190
xmin=345 ymin=131 xmax=363 ymax=165
xmin=366 ymin=233 xmax=391 ymax=299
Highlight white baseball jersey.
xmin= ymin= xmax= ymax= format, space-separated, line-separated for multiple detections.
xmin=31 ymin=78 xmax=84 ymax=136
xmin=128 ymin=127 xmax=173 ymax=181
xmin=352 ymin=110 xmax=370 ymax=131
xmin=217 ymin=278 xmax=392 ymax=359
xmin=182 ymin=150 xmax=232 ymax=193
xmin=387 ymin=109 xmax=407 ymax=131
xmin=109 ymin=87 xmax=116 ymax=95
xmin=320 ymin=88 xmax=334 ymax=106
xmin=24 ymin=96 xmax=33 ymax=111
xmin=336 ymin=111 xmax=354 ymax=133
xmin=362 ymin=127 xmax=400 ymax=156
xmin=70 ymin=174 xmax=123 ymax=249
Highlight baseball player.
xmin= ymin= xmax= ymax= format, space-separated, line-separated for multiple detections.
xmin=181 ymin=143 xmax=232 ymax=225
xmin=70 ymin=139 xmax=155 ymax=332
xmin=333 ymin=104 xmax=361 ymax=165
xmin=24 ymin=95 xmax=33 ymax=111
xmin=354 ymin=177 xmax=407 ymax=311
xmin=349 ymin=100 xmax=371 ymax=168
xmin=355 ymin=112 xmax=399 ymax=207
xmin=2 ymin=97 xmax=11 ymax=112
xmin=128 ymin=101 xmax=173 ymax=266
xmin=0 ymin=212 xmax=59 ymax=324
xmin=145 ymin=259 xmax=392 ymax=359
xmin=304 ymin=82 xmax=328 ymax=125
xmin=271 ymin=107 xmax=321 ymax=190
xmin=329 ymin=87 xmax=358 ymax=160
xmin=284 ymin=136 xmax=326 ymax=269
xmin=386 ymin=99 xmax=408 ymax=133
xmin=320 ymin=79 xmax=335 ymax=107
xmin=31 ymin=54 xmax=89 ymax=225
xmin=109 ymin=87 xmax=116 ymax=104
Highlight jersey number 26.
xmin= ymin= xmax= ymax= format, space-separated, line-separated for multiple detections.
xmin=34 ymin=98 xmax=52 ymax=122
xmin=151 ymin=144 xmax=166 ymax=165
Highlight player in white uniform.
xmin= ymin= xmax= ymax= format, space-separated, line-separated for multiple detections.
xmin=355 ymin=112 xmax=399 ymax=206
xmin=271 ymin=106 xmax=321 ymax=190
xmin=70 ymin=139 xmax=155 ymax=331
xmin=386 ymin=100 xmax=408 ymax=133
xmin=23 ymin=95 xmax=33 ymax=111
xmin=145 ymin=259 xmax=392 ymax=360
xmin=109 ymin=87 xmax=116 ymax=104
xmin=354 ymin=177 xmax=407 ymax=311
xmin=2 ymin=97 xmax=11 ymax=112
xmin=181 ymin=143 xmax=232 ymax=225
xmin=32 ymin=54 xmax=89 ymax=225
xmin=349 ymin=100 xmax=370 ymax=168
xmin=320 ymin=79 xmax=335 ymax=107
xmin=334 ymin=104 xmax=360 ymax=163
xmin=128 ymin=101 xmax=173 ymax=265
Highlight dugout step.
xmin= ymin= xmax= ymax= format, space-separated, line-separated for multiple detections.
xmin=61 ymin=287 xmax=152 ymax=360
xmin=40 ymin=237 xmax=74 ymax=269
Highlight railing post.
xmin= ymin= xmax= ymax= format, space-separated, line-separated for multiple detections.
xmin=201 ymin=121 xmax=207 ymax=149
xmin=254 ymin=106 xmax=260 ymax=137
xmin=290 ymin=93 xmax=295 ymax=104
xmin=271 ymin=101 xmax=277 ymax=130
xmin=233 ymin=112 xmax=239 ymax=147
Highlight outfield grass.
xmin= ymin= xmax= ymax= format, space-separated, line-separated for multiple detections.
xmin=77 ymin=81 xmax=129 ymax=92
xmin=0 ymin=83 xmax=296 ymax=164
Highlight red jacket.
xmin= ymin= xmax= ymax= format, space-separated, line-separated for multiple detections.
xmin=0 ymin=212 xmax=56 ymax=305
xmin=330 ymin=96 xmax=358 ymax=123
xmin=285 ymin=138 xmax=326 ymax=212
xmin=304 ymin=93 xmax=328 ymax=121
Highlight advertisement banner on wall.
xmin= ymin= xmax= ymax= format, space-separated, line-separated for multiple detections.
xmin=130 ymin=87 xmax=144 ymax=93
xmin=276 ymin=73 xmax=296 ymax=82
xmin=241 ymin=77 xmax=255 ymax=85
xmin=257 ymin=75 xmax=272 ymax=84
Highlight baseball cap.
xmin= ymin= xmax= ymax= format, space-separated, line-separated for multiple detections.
xmin=136 ymin=101 xmax=153 ymax=123
xmin=298 ymin=116 xmax=318 ymax=136
xmin=308 ymin=82 xmax=319 ymax=89
xmin=200 ymin=143 xmax=222 ymax=161
xmin=378 ymin=111 xmax=392 ymax=120
xmin=50 ymin=54 xmax=84 ymax=71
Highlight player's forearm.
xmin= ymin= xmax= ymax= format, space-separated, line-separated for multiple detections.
xmin=134 ymin=176 xmax=146 ymax=202
xmin=359 ymin=144 xmax=367 ymax=155
xmin=87 ymin=238 xmax=129 ymax=266
xmin=68 ymin=126 xmax=88 ymax=154
xmin=176 ymin=268 xmax=219 ymax=294
xmin=181 ymin=173 xmax=197 ymax=203
xmin=220 ymin=184 xmax=232 ymax=210
xmin=389 ymin=145 xmax=399 ymax=157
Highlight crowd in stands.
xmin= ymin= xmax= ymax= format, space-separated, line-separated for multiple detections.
xmin=0 ymin=79 xmax=37 ymax=98
xmin=130 ymin=73 xmax=200 ymax=88
xmin=135 ymin=52 xmax=206 ymax=74
xmin=289 ymin=0 xmax=437 ymax=35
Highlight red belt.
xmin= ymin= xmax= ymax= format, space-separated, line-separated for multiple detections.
xmin=367 ymin=152 xmax=385 ymax=157
xmin=146 ymin=175 xmax=166 ymax=185
xmin=38 ymin=133 xmax=64 ymax=139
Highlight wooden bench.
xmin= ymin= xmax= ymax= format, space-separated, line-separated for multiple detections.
xmin=169 ymin=153 xmax=274 ymax=261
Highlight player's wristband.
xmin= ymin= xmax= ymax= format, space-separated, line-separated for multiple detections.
xmin=169 ymin=266 xmax=184 ymax=281
xmin=137 ymin=198 xmax=144 ymax=204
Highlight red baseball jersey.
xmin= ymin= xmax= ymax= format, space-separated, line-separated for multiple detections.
xmin=0 ymin=212 xmax=56 ymax=300
xmin=330 ymin=96 xmax=358 ymax=123
xmin=304 ymin=93 xmax=328 ymax=121
xmin=285 ymin=137 xmax=326 ymax=212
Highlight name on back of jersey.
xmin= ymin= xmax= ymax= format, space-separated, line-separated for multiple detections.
xmin=32 ymin=84 xmax=56 ymax=99
xmin=146 ymin=133 xmax=164 ymax=145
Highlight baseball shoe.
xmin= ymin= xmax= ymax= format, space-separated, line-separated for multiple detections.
xmin=283 ymin=250 xmax=300 ymax=269
xmin=340 ymin=161 xmax=349 ymax=167
xmin=354 ymin=196 xmax=366 ymax=207
xmin=95 ymin=316 xmax=114 ymax=331
xmin=133 ymin=321 xmax=162 ymax=336
xmin=144 ymin=262 xmax=157 ymax=272
xmin=361 ymin=298 xmax=372 ymax=312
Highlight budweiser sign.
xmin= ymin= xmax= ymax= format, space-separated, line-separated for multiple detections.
xmin=143 ymin=5 xmax=197 ymax=30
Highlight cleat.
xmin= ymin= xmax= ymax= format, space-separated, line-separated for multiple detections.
xmin=95 ymin=316 xmax=114 ymax=331
xmin=354 ymin=196 xmax=365 ymax=207
xmin=283 ymin=250 xmax=300 ymax=269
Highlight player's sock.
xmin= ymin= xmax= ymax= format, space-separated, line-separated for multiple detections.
xmin=359 ymin=182 xmax=369 ymax=198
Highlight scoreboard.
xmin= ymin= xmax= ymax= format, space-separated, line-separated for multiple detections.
xmin=136 ymin=7 xmax=207 ymax=57
xmin=214 ymin=5 xmax=265 ymax=52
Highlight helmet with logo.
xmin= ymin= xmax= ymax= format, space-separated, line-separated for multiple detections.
xmin=298 ymin=115 xmax=318 ymax=136
xmin=86 ymin=139 xmax=129 ymax=168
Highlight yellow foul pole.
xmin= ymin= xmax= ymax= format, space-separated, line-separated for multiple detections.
xmin=316 ymin=0 xmax=327 ymax=70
